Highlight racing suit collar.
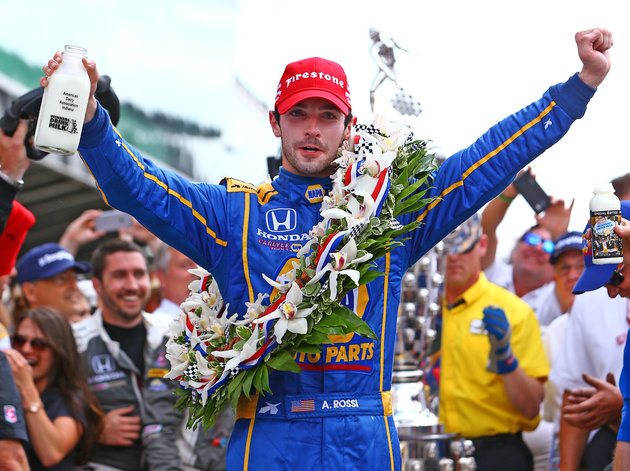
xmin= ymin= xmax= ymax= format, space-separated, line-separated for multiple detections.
xmin=274 ymin=167 xmax=333 ymax=205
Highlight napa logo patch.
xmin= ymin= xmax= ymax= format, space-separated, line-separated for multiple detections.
xmin=305 ymin=185 xmax=325 ymax=204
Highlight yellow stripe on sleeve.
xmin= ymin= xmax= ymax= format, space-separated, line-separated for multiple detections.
xmin=417 ymin=101 xmax=556 ymax=223
xmin=90 ymin=131 xmax=228 ymax=247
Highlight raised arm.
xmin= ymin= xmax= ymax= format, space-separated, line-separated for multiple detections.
xmin=405 ymin=28 xmax=613 ymax=261
xmin=576 ymin=28 xmax=613 ymax=88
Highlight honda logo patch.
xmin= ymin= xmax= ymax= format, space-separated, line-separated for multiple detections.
xmin=266 ymin=208 xmax=296 ymax=232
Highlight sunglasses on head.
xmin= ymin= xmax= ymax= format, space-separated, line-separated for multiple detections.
xmin=608 ymin=264 xmax=625 ymax=287
xmin=12 ymin=334 xmax=50 ymax=352
xmin=522 ymin=232 xmax=555 ymax=254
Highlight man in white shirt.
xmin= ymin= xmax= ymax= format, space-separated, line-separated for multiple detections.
xmin=524 ymin=231 xmax=584 ymax=327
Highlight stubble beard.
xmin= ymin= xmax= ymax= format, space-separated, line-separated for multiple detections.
xmin=101 ymin=290 xmax=146 ymax=324
xmin=281 ymin=136 xmax=344 ymax=177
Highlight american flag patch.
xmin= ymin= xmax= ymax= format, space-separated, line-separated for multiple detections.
xmin=291 ymin=399 xmax=315 ymax=412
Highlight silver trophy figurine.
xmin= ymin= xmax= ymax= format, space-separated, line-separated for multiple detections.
xmin=369 ymin=28 xmax=422 ymax=117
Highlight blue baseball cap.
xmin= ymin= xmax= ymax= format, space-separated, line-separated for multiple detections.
xmin=573 ymin=200 xmax=630 ymax=294
xmin=549 ymin=231 xmax=583 ymax=264
xmin=16 ymin=242 xmax=91 ymax=284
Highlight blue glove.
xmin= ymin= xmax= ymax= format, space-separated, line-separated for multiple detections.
xmin=482 ymin=305 xmax=518 ymax=374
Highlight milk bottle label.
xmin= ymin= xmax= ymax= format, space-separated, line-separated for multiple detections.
xmin=590 ymin=209 xmax=623 ymax=260
xmin=34 ymin=75 xmax=89 ymax=155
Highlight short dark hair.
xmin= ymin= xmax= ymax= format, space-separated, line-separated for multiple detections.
xmin=91 ymin=238 xmax=147 ymax=280
xmin=273 ymin=108 xmax=354 ymax=128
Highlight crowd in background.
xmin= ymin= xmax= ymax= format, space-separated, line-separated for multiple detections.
xmin=3 ymin=145 xmax=630 ymax=470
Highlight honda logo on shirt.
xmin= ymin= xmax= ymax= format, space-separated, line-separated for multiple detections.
xmin=266 ymin=208 xmax=296 ymax=233
xmin=92 ymin=354 xmax=115 ymax=374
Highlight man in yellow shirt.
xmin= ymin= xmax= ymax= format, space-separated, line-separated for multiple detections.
xmin=440 ymin=212 xmax=550 ymax=470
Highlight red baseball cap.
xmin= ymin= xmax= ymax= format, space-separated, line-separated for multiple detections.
xmin=275 ymin=57 xmax=351 ymax=115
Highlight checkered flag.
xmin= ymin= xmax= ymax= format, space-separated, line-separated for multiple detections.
xmin=354 ymin=124 xmax=383 ymax=136
xmin=403 ymin=131 xmax=427 ymax=154
xmin=391 ymin=88 xmax=422 ymax=117
xmin=184 ymin=364 xmax=199 ymax=380
xmin=388 ymin=218 xmax=404 ymax=230
xmin=348 ymin=220 xmax=369 ymax=241
xmin=354 ymin=140 xmax=374 ymax=155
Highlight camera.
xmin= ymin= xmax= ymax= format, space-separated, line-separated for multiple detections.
xmin=0 ymin=75 xmax=120 ymax=160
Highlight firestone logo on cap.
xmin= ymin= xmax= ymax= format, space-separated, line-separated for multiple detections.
xmin=275 ymin=57 xmax=351 ymax=115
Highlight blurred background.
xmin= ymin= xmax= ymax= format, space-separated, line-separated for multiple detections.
xmin=0 ymin=0 xmax=627 ymax=261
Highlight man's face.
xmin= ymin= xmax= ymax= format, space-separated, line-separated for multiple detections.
xmin=93 ymin=251 xmax=150 ymax=326
xmin=511 ymin=227 xmax=555 ymax=283
xmin=606 ymin=264 xmax=630 ymax=299
xmin=269 ymin=97 xmax=350 ymax=178
xmin=22 ymin=268 xmax=85 ymax=321
xmin=445 ymin=235 xmax=487 ymax=295
xmin=158 ymin=248 xmax=198 ymax=304
xmin=553 ymin=250 xmax=584 ymax=304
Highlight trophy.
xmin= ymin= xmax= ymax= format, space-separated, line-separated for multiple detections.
xmin=369 ymin=28 xmax=422 ymax=117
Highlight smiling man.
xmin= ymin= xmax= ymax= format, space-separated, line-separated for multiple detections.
xmin=72 ymin=238 xmax=173 ymax=471
xmin=16 ymin=243 xmax=91 ymax=323
xmin=42 ymin=28 xmax=613 ymax=471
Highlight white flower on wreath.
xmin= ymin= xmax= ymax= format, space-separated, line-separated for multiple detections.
xmin=212 ymin=324 xmax=261 ymax=371
xmin=306 ymin=239 xmax=373 ymax=297
xmin=186 ymin=266 xmax=211 ymax=292
xmin=321 ymin=170 xmax=348 ymax=212
xmin=253 ymin=282 xmax=317 ymax=344
xmin=239 ymin=293 xmax=269 ymax=324
xmin=164 ymin=341 xmax=191 ymax=380
xmin=188 ymin=353 xmax=220 ymax=405
xmin=320 ymin=190 xmax=374 ymax=228
xmin=262 ymin=261 xmax=300 ymax=293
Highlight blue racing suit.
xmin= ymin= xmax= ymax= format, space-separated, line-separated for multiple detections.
xmin=77 ymin=73 xmax=595 ymax=471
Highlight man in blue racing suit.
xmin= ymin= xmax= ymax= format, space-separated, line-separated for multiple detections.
xmin=41 ymin=27 xmax=612 ymax=471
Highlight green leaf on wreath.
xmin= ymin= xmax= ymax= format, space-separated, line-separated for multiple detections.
xmin=267 ymin=349 xmax=303 ymax=373
xmin=236 ymin=325 xmax=252 ymax=340
xmin=397 ymin=179 xmax=426 ymax=202
xmin=302 ymin=282 xmax=321 ymax=297
xmin=252 ymin=364 xmax=267 ymax=394
xmin=313 ymin=323 xmax=346 ymax=335
xmin=295 ymin=343 xmax=322 ymax=354
xmin=331 ymin=304 xmax=378 ymax=340
xmin=241 ymin=369 xmax=256 ymax=400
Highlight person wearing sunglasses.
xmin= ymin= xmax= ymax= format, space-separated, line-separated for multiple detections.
xmin=484 ymin=224 xmax=558 ymax=299
xmin=2 ymin=307 xmax=103 ymax=470
xmin=521 ymin=231 xmax=585 ymax=328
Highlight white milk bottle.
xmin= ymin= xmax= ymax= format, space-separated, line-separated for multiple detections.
xmin=590 ymin=182 xmax=623 ymax=265
xmin=34 ymin=45 xmax=90 ymax=156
